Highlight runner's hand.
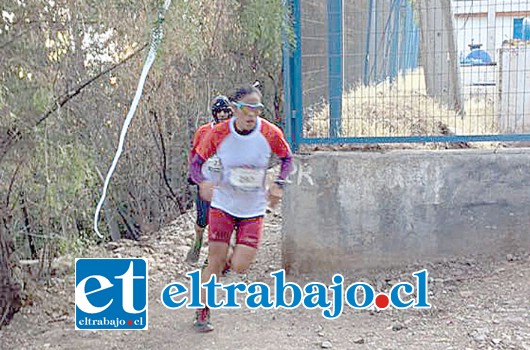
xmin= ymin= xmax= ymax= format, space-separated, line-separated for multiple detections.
xmin=199 ymin=181 xmax=215 ymax=202
xmin=267 ymin=183 xmax=283 ymax=209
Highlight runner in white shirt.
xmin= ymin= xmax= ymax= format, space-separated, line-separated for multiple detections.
xmin=189 ymin=83 xmax=294 ymax=332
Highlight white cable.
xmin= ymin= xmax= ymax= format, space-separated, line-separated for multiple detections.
xmin=93 ymin=1 xmax=172 ymax=239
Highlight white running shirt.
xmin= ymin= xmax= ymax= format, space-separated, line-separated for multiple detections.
xmin=196 ymin=117 xmax=291 ymax=218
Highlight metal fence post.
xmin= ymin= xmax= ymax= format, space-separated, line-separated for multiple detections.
xmin=283 ymin=0 xmax=303 ymax=153
xmin=282 ymin=0 xmax=293 ymax=147
xmin=328 ymin=0 xmax=343 ymax=138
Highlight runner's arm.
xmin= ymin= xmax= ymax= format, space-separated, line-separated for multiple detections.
xmin=189 ymin=153 xmax=207 ymax=185
xmin=191 ymin=125 xmax=221 ymax=185
xmin=276 ymin=154 xmax=293 ymax=184
xmin=187 ymin=129 xmax=203 ymax=183
xmin=267 ymin=124 xmax=294 ymax=186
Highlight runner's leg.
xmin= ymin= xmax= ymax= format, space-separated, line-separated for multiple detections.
xmin=222 ymin=233 xmax=237 ymax=275
xmin=230 ymin=215 xmax=263 ymax=274
xmin=186 ymin=190 xmax=209 ymax=263
xmin=194 ymin=207 xmax=234 ymax=332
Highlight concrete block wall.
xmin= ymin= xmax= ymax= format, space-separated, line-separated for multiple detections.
xmin=282 ymin=149 xmax=530 ymax=274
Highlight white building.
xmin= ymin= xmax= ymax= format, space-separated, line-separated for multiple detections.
xmin=452 ymin=0 xmax=530 ymax=62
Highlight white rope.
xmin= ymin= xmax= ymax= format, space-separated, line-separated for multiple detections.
xmin=93 ymin=1 xmax=172 ymax=239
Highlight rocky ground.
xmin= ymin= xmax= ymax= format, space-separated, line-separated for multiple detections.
xmin=1 ymin=208 xmax=530 ymax=350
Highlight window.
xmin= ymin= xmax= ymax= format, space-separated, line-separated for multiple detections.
xmin=514 ymin=18 xmax=523 ymax=39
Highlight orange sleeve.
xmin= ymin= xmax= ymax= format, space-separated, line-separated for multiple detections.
xmin=188 ymin=124 xmax=209 ymax=164
xmin=261 ymin=119 xmax=292 ymax=158
xmin=196 ymin=121 xmax=231 ymax=160
xmin=191 ymin=125 xmax=210 ymax=151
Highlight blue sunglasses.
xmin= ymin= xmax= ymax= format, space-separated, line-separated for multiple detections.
xmin=232 ymin=102 xmax=264 ymax=114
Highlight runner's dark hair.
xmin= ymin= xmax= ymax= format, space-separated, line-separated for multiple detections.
xmin=228 ymin=83 xmax=262 ymax=102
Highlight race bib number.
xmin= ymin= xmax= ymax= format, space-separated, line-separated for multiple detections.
xmin=206 ymin=155 xmax=222 ymax=173
xmin=229 ymin=167 xmax=266 ymax=191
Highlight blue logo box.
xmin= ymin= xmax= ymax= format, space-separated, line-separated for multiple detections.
xmin=75 ymin=258 xmax=148 ymax=330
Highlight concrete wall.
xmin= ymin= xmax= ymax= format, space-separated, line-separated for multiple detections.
xmin=498 ymin=45 xmax=530 ymax=134
xmin=460 ymin=64 xmax=496 ymax=86
xmin=417 ymin=0 xmax=464 ymax=112
xmin=282 ymin=149 xmax=530 ymax=274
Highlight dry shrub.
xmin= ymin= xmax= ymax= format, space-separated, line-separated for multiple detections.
xmin=304 ymin=68 xmax=499 ymax=150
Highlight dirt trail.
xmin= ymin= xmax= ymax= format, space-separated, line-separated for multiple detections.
xmin=1 ymin=210 xmax=530 ymax=350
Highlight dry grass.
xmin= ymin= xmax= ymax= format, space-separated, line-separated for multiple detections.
xmin=304 ymin=68 xmax=500 ymax=149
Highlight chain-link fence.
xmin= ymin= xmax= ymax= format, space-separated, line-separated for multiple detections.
xmin=284 ymin=0 xmax=530 ymax=150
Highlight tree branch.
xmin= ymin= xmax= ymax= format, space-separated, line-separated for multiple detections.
xmin=36 ymin=42 xmax=148 ymax=127
xmin=151 ymin=110 xmax=186 ymax=215
xmin=1 ymin=42 xmax=148 ymax=162
xmin=5 ymin=161 xmax=23 ymax=213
